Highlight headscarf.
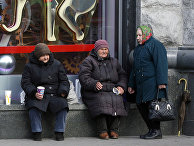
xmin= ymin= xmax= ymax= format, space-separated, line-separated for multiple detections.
xmin=137 ymin=25 xmax=153 ymax=44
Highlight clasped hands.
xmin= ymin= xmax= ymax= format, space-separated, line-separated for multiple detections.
xmin=96 ymin=82 xmax=124 ymax=95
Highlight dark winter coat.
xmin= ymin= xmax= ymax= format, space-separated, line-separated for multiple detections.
xmin=128 ymin=37 xmax=168 ymax=104
xmin=21 ymin=52 xmax=70 ymax=113
xmin=79 ymin=49 xmax=128 ymax=118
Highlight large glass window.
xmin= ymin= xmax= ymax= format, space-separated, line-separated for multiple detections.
xmin=0 ymin=0 xmax=112 ymax=75
xmin=0 ymin=0 xmax=118 ymax=104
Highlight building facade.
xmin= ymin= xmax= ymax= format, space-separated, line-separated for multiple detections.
xmin=0 ymin=1 xmax=194 ymax=136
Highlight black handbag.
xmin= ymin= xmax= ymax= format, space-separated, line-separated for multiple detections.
xmin=148 ymin=89 xmax=175 ymax=121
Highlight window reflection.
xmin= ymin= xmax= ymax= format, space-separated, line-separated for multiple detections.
xmin=0 ymin=0 xmax=102 ymax=75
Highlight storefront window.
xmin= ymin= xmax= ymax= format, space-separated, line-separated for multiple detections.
xmin=0 ymin=0 xmax=106 ymax=75
xmin=0 ymin=0 xmax=118 ymax=104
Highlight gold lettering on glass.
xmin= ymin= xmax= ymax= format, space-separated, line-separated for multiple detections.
xmin=57 ymin=0 xmax=97 ymax=41
xmin=0 ymin=0 xmax=26 ymax=32
xmin=0 ymin=0 xmax=97 ymax=42
xmin=45 ymin=0 xmax=58 ymax=41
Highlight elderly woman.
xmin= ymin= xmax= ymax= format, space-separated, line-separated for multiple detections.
xmin=128 ymin=25 xmax=168 ymax=139
xmin=79 ymin=40 xmax=128 ymax=140
xmin=21 ymin=43 xmax=70 ymax=141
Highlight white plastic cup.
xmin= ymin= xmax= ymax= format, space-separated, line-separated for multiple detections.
xmin=20 ymin=91 xmax=25 ymax=105
xmin=37 ymin=86 xmax=45 ymax=95
xmin=5 ymin=90 xmax=11 ymax=105
xmin=113 ymin=87 xmax=120 ymax=95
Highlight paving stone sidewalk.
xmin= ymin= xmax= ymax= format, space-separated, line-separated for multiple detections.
xmin=0 ymin=135 xmax=194 ymax=146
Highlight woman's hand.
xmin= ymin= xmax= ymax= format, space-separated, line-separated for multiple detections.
xmin=128 ymin=87 xmax=135 ymax=94
xmin=96 ymin=82 xmax=103 ymax=90
xmin=117 ymin=86 xmax=124 ymax=95
xmin=61 ymin=93 xmax=66 ymax=97
xmin=35 ymin=92 xmax=43 ymax=100
xmin=158 ymin=84 xmax=166 ymax=89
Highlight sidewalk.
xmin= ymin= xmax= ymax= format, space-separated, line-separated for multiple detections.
xmin=0 ymin=136 xmax=194 ymax=146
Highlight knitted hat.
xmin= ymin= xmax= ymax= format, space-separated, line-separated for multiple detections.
xmin=34 ymin=43 xmax=51 ymax=58
xmin=94 ymin=40 xmax=109 ymax=52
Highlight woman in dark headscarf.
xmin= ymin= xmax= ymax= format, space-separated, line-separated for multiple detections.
xmin=79 ymin=40 xmax=128 ymax=140
xmin=128 ymin=25 xmax=168 ymax=139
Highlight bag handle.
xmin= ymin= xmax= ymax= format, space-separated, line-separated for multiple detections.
xmin=156 ymin=88 xmax=168 ymax=101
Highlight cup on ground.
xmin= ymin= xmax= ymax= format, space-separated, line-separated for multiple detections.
xmin=5 ymin=90 xmax=11 ymax=105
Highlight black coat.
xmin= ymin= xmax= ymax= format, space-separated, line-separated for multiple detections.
xmin=21 ymin=52 xmax=70 ymax=113
xmin=128 ymin=37 xmax=168 ymax=104
xmin=79 ymin=49 xmax=128 ymax=118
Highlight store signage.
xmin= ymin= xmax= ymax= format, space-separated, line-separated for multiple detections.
xmin=0 ymin=0 xmax=97 ymax=41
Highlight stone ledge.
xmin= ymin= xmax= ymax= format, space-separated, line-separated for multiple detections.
xmin=0 ymin=104 xmax=88 ymax=111
xmin=0 ymin=102 xmax=177 ymax=139
xmin=0 ymin=103 xmax=136 ymax=111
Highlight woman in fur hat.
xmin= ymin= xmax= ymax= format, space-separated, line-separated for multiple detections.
xmin=79 ymin=40 xmax=128 ymax=140
xmin=21 ymin=43 xmax=70 ymax=141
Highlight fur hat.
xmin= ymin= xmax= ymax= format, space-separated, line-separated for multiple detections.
xmin=94 ymin=40 xmax=109 ymax=52
xmin=34 ymin=43 xmax=51 ymax=58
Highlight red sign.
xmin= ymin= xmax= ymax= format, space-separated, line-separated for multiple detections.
xmin=0 ymin=44 xmax=94 ymax=54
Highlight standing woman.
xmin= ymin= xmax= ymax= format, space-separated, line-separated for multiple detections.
xmin=79 ymin=40 xmax=128 ymax=139
xmin=128 ymin=25 xmax=168 ymax=139
xmin=21 ymin=43 xmax=70 ymax=141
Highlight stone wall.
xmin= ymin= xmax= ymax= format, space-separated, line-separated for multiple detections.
xmin=182 ymin=0 xmax=194 ymax=45
xmin=140 ymin=0 xmax=183 ymax=47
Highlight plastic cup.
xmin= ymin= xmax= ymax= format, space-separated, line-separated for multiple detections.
xmin=20 ymin=91 xmax=25 ymax=105
xmin=5 ymin=90 xmax=11 ymax=105
xmin=37 ymin=86 xmax=45 ymax=95
xmin=113 ymin=87 xmax=120 ymax=95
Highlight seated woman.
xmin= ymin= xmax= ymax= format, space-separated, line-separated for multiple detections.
xmin=79 ymin=40 xmax=128 ymax=139
xmin=21 ymin=43 xmax=70 ymax=141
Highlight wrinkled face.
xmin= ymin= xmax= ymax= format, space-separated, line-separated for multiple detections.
xmin=136 ymin=28 xmax=143 ymax=44
xmin=39 ymin=55 xmax=50 ymax=63
xmin=97 ymin=48 xmax=109 ymax=58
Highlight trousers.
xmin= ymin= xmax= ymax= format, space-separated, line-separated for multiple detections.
xmin=137 ymin=101 xmax=160 ymax=130
xmin=95 ymin=114 xmax=120 ymax=134
xmin=29 ymin=108 xmax=67 ymax=133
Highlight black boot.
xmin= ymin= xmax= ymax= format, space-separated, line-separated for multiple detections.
xmin=144 ymin=129 xmax=162 ymax=139
xmin=140 ymin=129 xmax=152 ymax=139
xmin=55 ymin=132 xmax=64 ymax=141
xmin=32 ymin=132 xmax=42 ymax=141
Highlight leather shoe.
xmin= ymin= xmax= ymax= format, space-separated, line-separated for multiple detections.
xmin=140 ymin=130 xmax=152 ymax=139
xmin=144 ymin=129 xmax=162 ymax=139
xmin=99 ymin=132 xmax=109 ymax=140
xmin=110 ymin=131 xmax=119 ymax=139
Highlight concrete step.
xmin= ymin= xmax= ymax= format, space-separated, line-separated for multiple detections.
xmin=0 ymin=103 xmax=178 ymax=139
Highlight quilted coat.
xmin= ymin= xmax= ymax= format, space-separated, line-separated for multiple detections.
xmin=79 ymin=49 xmax=128 ymax=118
